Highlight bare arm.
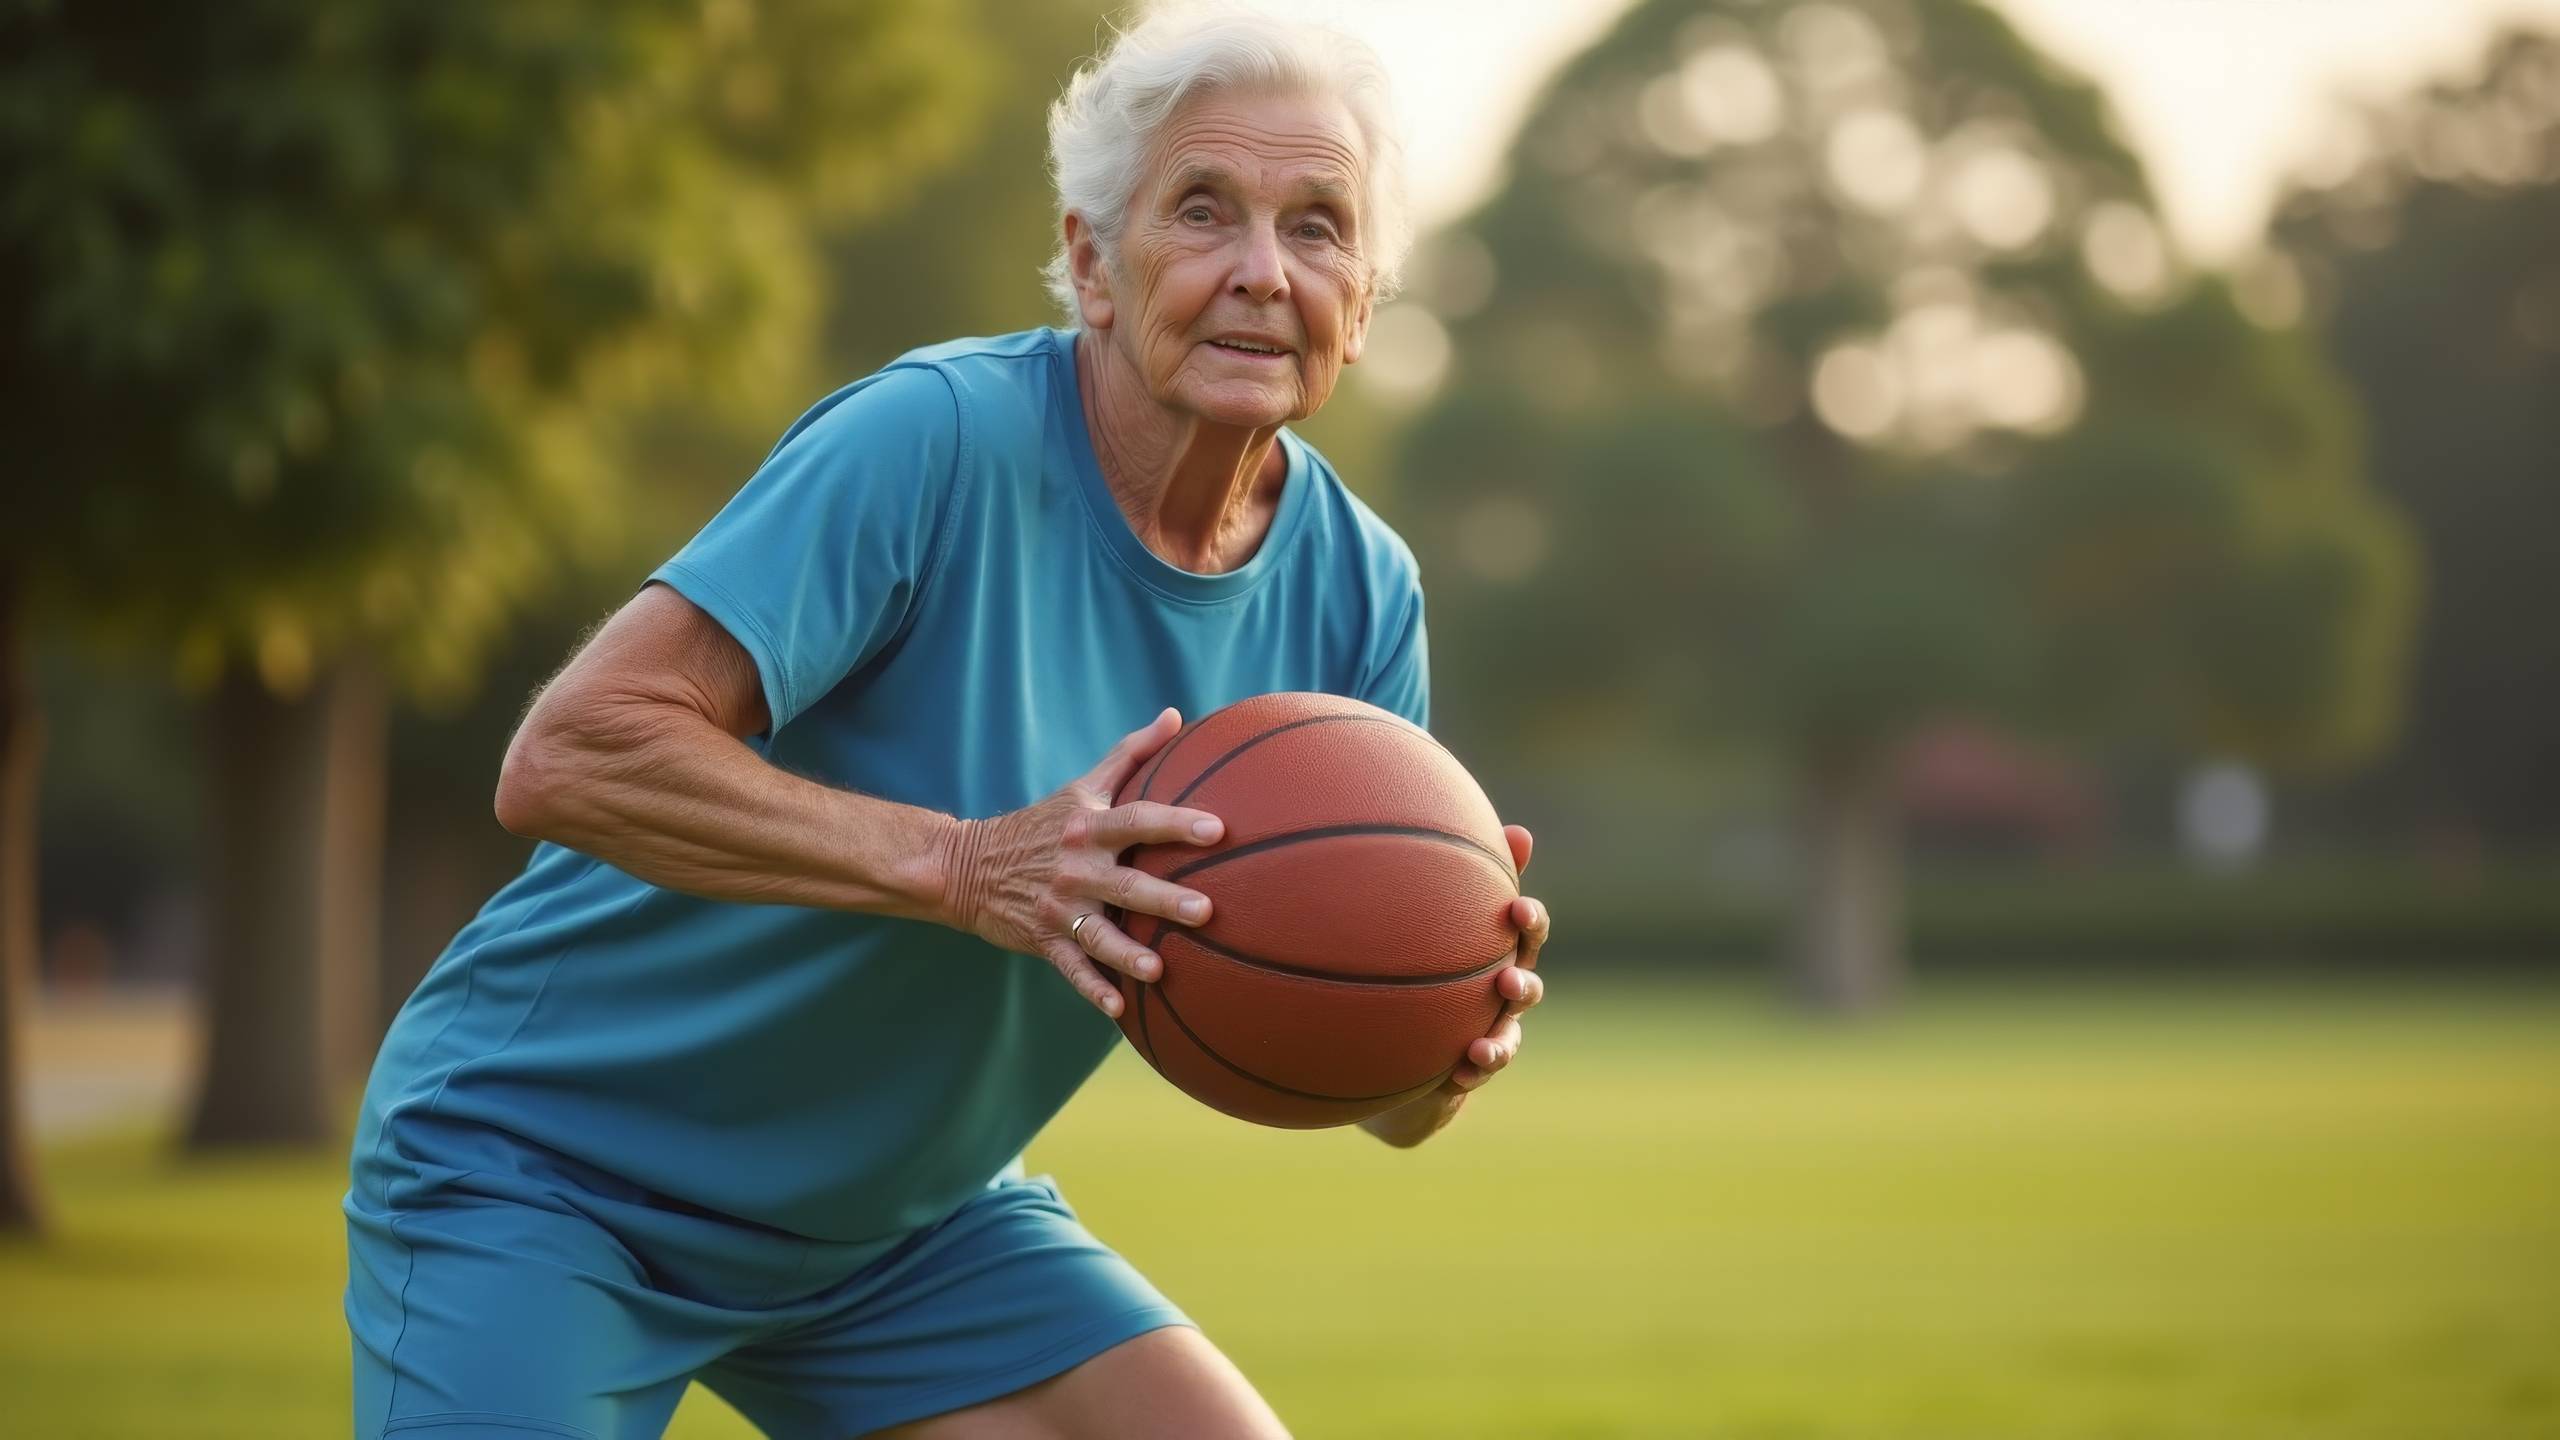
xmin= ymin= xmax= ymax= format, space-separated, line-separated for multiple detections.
xmin=494 ymin=582 xmax=1227 ymax=1012
xmin=494 ymin=582 xmax=954 ymax=919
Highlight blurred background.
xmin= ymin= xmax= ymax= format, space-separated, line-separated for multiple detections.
xmin=3 ymin=0 xmax=2556 ymax=1435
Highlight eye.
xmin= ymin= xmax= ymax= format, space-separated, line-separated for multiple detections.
xmin=1182 ymin=204 xmax=1215 ymax=225
xmin=1297 ymin=219 xmax=1338 ymax=242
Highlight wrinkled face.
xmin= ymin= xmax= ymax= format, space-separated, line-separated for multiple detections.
xmin=1078 ymin=88 xmax=1375 ymax=429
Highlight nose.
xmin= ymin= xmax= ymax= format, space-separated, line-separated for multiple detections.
xmin=1231 ymin=218 xmax=1289 ymax=304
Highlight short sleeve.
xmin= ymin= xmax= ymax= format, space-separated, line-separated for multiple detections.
xmin=1360 ymin=580 xmax=1431 ymax=730
xmin=650 ymin=365 xmax=965 ymax=734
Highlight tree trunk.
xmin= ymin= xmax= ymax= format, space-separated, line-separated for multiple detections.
xmin=0 ymin=581 xmax=49 ymax=1234
xmin=316 ymin=660 xmax=386 ymax=1089
xmin=186 ymin=664 xmax=339 ymax=1148
xmin=1790 ymin=747 xmax=1905 ymax=1014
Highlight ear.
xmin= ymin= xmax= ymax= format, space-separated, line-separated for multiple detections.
xmin=1065 ymin=212 xmax=1115 ymax=332
xmin=1340 ymin=281 xmax=1376 ymax=365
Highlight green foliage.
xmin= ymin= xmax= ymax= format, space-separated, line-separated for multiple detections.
xmin=0 ymin=0 xmax=979 ymax=700
xmin=1397 ymin=0 xmax=2415 ymax=777
xmin=7 ymin=982 xmax=2557 ymax=1437
xmin=2271 ymin=29 xmax=2560 ymax=837
xmin=820 ymin=0 xmax=1116 ymax=370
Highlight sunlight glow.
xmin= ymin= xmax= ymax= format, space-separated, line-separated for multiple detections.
xmin=1359 ymin=303 xmax=1454 ymax=406
xmin=1682 ymin=45 xmax=1787 ymax=146
xmin=1951 ymin=146 xmax=2056 ymax=252
xmin=1811 ymin=342 xmax=1903 ymax=440
xmin=2081 ymin=202 xmax=2175 ymax=304
xmin=1827 ymin=108 xmax=1929 ymax=213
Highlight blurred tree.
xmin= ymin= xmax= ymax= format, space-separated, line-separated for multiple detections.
xmin=822 ymin=0 xmax=1110 ymax=371
xmin=0 ymin=0 xmax=975 ymax=1218
xmin=0 ymin=606 xmax=37 ymax=1230
xmin=2270 ymin=30 xmax=2560 ymax=848
xmin=1394 ymin=0 xmax=2416 ymax=1009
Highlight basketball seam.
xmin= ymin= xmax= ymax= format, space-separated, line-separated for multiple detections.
xmin=1144 ymin=982 xmax=1453 ymax=1105
xmin=1163 ymin=926 xmax=1517 ymax=987
xmin=1169 ymin=711 xmax=1450 ymax=808
xmin=1166 ymin=823 xmax=1518 ymax=881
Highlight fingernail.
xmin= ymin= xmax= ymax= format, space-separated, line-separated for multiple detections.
xmin=1179 ymin=897 xmax=1207 ymax=922
xmin=1191 ymin=819 xmax=1220 ymax=841
xmin=1137 ymin=954 xmax=1160 ymax=980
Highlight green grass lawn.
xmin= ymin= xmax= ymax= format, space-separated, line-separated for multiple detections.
xmin=5 ymin=977 xmax=2557 ymax=1438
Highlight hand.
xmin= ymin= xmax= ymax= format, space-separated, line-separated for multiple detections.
xmin=938 ymin=708 xmax=1225 ymax=1016
xmin=1361 ymin=822 xmax=1550 ymax=1147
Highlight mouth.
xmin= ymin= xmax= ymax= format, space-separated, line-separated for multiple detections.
xmin=1205 ymin=338 xmax=1294 ymax=361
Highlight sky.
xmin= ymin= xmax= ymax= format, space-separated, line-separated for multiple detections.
xmin=1249 ymin=0 xmax=2560 ymax=261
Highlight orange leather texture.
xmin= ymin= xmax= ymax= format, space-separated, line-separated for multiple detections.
xmin=1110 ymin=692 xmax=1521 ymax=1128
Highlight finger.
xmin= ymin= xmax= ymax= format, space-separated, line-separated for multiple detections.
xmin=1082 ymin=708 xmax=1182 ymax=796
xmin=1070 ymin=910 xmax=1163 ymax=983
xmin=1497 ymin=964 xmax=1545 ymax=1017
xmin=1509 ymin=895 xmax=1549 ymax=971
xmin=1503 ymin=823 xmax=1534 ymax=875
xmin=1042 ymin=939 xmax=1126 ymax=1017
xmin=1085 ymin=801 xmax=1224 ymax=850
xmin=1080 ymin=864 xmax=1212 ymax=928
xmin=1468 ymin=1018 xmax=1524 ymax=1072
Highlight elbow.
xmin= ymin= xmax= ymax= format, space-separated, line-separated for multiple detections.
xmin=494 ymin=725 xmax=566 ymax=839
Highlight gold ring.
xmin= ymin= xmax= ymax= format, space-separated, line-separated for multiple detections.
xmin=1069 ymin=913 xmax=1096 ymax=945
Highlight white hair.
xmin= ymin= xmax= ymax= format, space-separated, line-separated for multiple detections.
xmin=1042 ymin=3 xmax=1413 ymax=324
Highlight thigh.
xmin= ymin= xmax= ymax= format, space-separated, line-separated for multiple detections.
xmin=345 ymin=1190 xmax=716 ymax=1440
xmin=701 ymin=1176 xmax=1246 ymax=1440
xmin=875 ymin=1326 xmax=1287 ymax=1440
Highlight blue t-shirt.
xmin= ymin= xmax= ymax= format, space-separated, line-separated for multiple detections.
xmin=353 ymin=327 xmax=1429 ymax=1245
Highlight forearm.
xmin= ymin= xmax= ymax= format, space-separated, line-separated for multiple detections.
xmin=497 ymin=695 xmax=956 ymax=922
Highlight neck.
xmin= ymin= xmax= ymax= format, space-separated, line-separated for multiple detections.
xmin=1076 ymin=329 xmax=1287 ymax=576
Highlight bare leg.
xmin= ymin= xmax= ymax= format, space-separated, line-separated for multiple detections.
xmin=872 ymin=1327 xmax=1287 ymax=1440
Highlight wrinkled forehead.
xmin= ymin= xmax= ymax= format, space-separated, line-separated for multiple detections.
xmin=1140 ymin=88 xmax=1369 ymax=210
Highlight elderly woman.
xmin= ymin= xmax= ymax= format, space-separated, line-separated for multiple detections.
xmin=345 ymin=9 xmax=1549 ymax=1438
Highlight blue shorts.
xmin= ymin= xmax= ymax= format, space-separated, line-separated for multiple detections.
xmin=343 ymin=1123 xmax=1188 ymax=1439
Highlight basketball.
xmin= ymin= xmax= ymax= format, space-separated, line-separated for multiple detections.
xmin=1108 ymin=692 xmax=1523 ymax=1128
